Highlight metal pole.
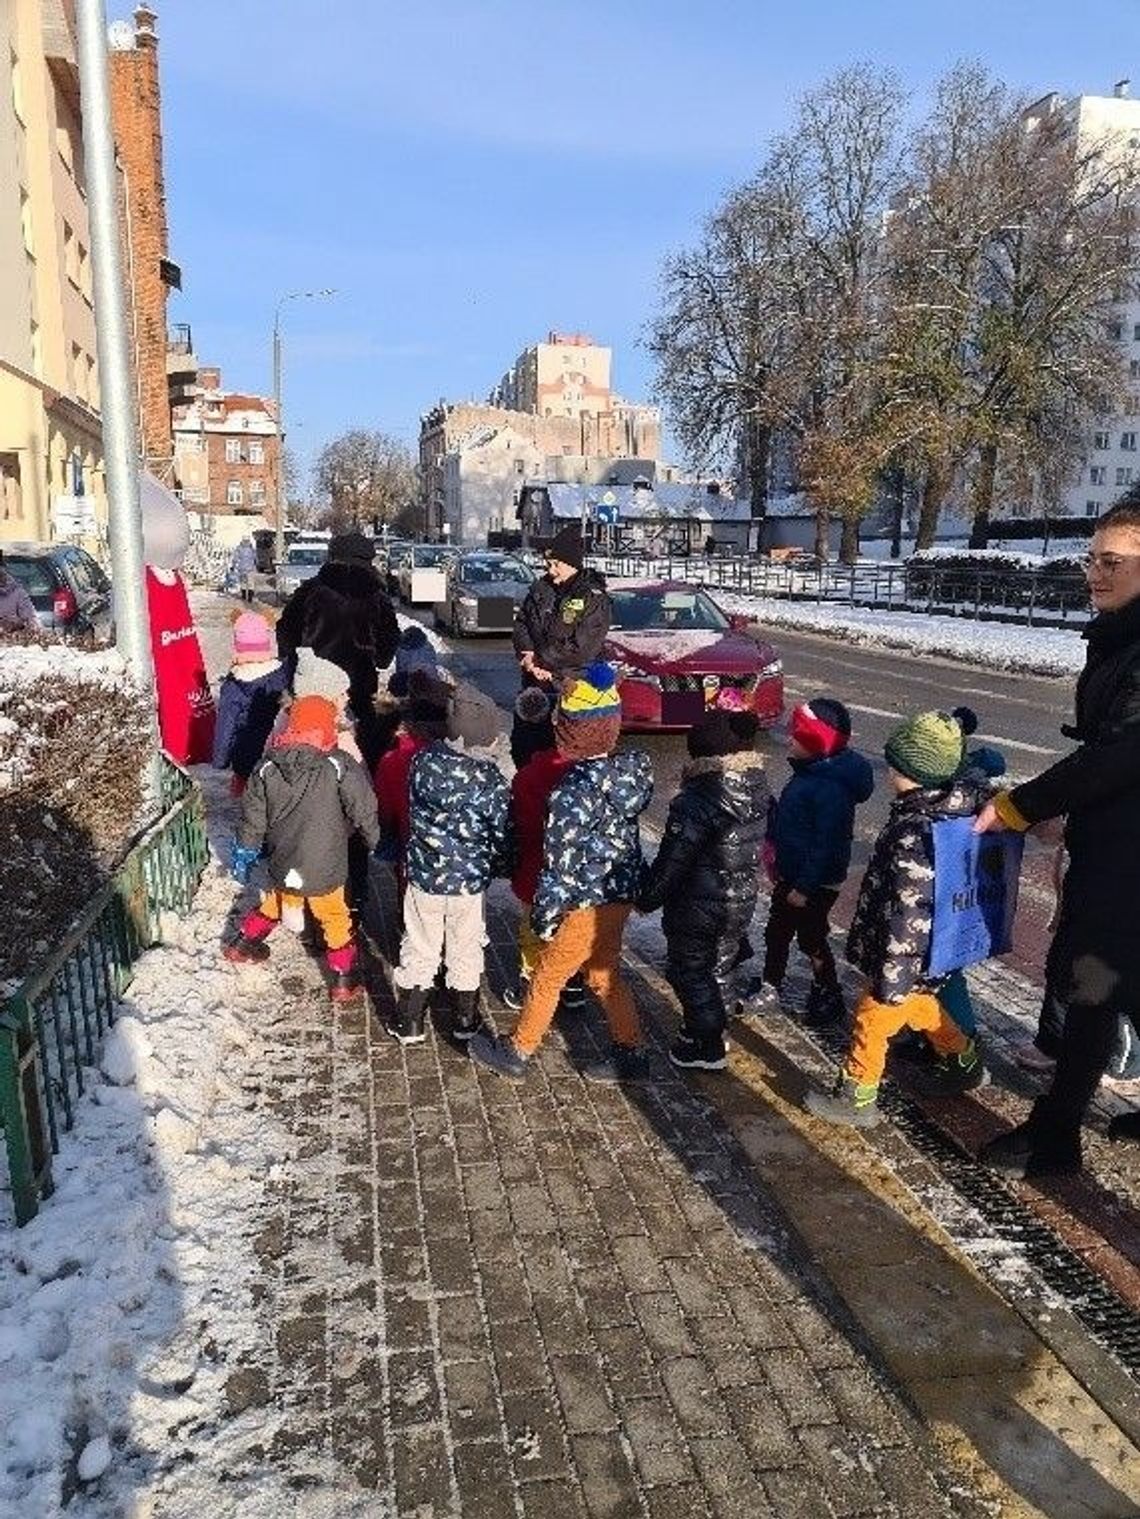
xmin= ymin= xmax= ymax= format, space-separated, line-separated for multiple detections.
xmin=273 ymin=312 xmax=284 ymax=575
xmin=75 ymin=0 xmax=153 ymax=688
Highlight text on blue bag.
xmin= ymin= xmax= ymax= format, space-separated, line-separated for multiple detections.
xmin=929 ymin=818 xmax=1024 ymax=978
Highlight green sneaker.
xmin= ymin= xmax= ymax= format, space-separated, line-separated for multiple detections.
xmin=920 ymin=1039 xmax=990 ymax=1097
xmin=804 ymin=1074 xmax=881 ymax=1128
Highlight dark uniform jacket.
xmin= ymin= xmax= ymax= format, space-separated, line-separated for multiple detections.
xmin=1009 ymin=594 xmax=1140 ymax=1006
xmin=512 ymin=569 xmax=611 ymax=682
xmin=276 ymin=561 xmax=400 ymax=714
xmin=238 ymin=744 xmax=380 ymax=898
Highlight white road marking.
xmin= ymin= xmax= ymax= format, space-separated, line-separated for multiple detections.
xmin=784 ymin=687 xmax=1062 ymax=757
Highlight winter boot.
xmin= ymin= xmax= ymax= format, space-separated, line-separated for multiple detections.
xmin=979 ymin=1099 xmax=1082 ymax=1178
xmin=223 ymin=934 xmax=271 ymax=964
xmin=558 ymin=979 xmax=587 ymax=1014
xmin=583 ymin=1044 xmax=650 ymax=1084
xmin=804 ymin=1074 xmax=881 ymax=1128
xmin=387 ymin=987 xmax=429 ymax=1046
xmin=917 ymin=1038 xmax=990 ymax=1097
xmin=803 ymin=980 xmax=845 ymax=1028
xmin=450 ymin=989 xmax=486 ymax=1043
xmin=326 ymin=942 xmax=362 ymax=1005
xmin=501 ymin=977 xmax=529 ymax=1012
xmin=669 ymin=1034 xmax=728 ymax=1072
xmin=467 ymin=1031 xmax=529 ymax=1081
xmin=738 ymin=979 xmax=782 ymax=1018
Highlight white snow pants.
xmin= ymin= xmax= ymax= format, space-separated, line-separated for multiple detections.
xmin=393 ymin=886 xmax=486 ymax=994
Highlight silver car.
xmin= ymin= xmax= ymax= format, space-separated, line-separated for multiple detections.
xmin=275 ymin=542 xmax=328 ymax=600
xmin=434 ymin=551 xmax=535 ymax=637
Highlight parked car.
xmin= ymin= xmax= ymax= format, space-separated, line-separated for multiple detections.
xmin=2 ymin=542 xmax=114 ymax=639
xmin=396 ymin=544 xmax=457 ymax=605
xmin=604 ymin=581 xmax=784 ymax=731
xmin=275 ymin=541 xmax=328 ymax=600
xmin=434 ymin=551 xmax=535 ymax=637
xmin=384 ymin=541 xmax=414 ymax=594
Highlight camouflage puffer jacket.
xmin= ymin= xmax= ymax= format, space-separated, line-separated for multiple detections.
xmin=405 ymin=741 xmax=512 ymax=896
xmin=531 ymin=750 xmax=654 ymax=940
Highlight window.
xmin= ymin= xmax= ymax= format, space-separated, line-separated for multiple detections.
xmin=1124 ymin=432 xmax=1137 ymax=451
xmin=71 ymin=342 xmax=85 ymax=403
xmin=30 ymin=321 xmax=41 ymax=377
xmin=1086 ymin=501 xmax=1101 ymax=517
xmin=226 ymin=480 xmax=243 ymax=506
xmin=1131 ymin=359 xmax=1140 ymax=379
xmin=249 ymin=479 xmax=266 ymax=505
xmin=224 ymin=437 xmax=242 ymax=464
xmin=78 ymin=242 xmax=90 ymax=302
xmin=1134 ymin=324 xmax=1140 ymax=342
xmin=1116 ymin=467 xmax=1133 ymax=487
xmin=1108 ymin=321 xmax=1124 ymax=341
xmin=20 ymin=189 xmax=33 ymax=257
xmin=10 ymin=47 xmax=24 ymax=126
xmin=1094 ymin=431 xmax=1110 ymax=450
xmin=63 ymin=221 xmax=79 ymax=287
xmin=1090 ymin=466 xmax=1107 ymax=485
xmin=248 ymin=439 xmax=264 ymax=465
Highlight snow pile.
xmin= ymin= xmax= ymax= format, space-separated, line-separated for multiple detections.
xmin=0 ymin=772 xmax=294 ymax=1517
xmin=715 ymin=593 xmax=1087 ymax=676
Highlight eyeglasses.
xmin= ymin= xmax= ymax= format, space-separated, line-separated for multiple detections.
xmin=1083 ymin=553 xmax=1140 ymax=574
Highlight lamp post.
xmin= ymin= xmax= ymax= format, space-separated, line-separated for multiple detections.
xmin=272 ymin=288 xmax=335 ymax=574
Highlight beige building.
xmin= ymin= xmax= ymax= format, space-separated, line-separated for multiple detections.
xmin=0 ymin=0 xmax=105 ymax=543
xmin=492 ymin=331 xmax=613 ymax=419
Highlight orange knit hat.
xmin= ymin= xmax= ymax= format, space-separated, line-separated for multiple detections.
xmin=276 ymin=694 xmax=337 ymax=752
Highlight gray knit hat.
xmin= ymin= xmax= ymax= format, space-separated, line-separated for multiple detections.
xmin=447 ymin=683 xmax=499 ymax=749
xmin=884 ymin=710 xmax=965 ymax=787
xmin=293 ymin=646 xmax=350 ymax=702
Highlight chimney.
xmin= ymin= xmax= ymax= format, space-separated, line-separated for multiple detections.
xmin=134 ymin=5 xmax=158 ymax=47
xmin=1114 ymin=78 xmax=1131 ymax=98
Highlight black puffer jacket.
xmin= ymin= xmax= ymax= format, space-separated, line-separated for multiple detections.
xmin=1009 ymin=593 xmax=1140 ymax=1005
xmin=639 ymin=751 xmax=768 ymax=933
xmin=512 ymin=568 xmax=610 ymax=681
xmin=276 ymin=561 xmax=400 ymax=714
xmin=238 ymin=744 xmax=380 ymax=898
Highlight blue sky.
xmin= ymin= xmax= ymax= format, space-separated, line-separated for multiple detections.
xmin=152 ymin=0 xmax=1136 ymax=480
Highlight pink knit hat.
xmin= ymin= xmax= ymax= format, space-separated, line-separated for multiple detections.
xmin=232 ymin=611 xmax=274 ymax=664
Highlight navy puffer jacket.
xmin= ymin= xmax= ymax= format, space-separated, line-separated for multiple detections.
xmin=772 ymin=747 xmax=874 ymax=894
xmin=405 ymin=741 xmax=512 ymax=895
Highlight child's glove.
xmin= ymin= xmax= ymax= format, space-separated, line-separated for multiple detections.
xmin=229 ymin=839 xmax=260 ymax=884
xmin=373 ymin=833 xmax=401 ymax=865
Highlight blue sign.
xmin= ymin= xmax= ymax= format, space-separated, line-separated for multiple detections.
xmin=595 ymin=502 xmax=620 ymax=525
xmin=928 ymin=818 xmax=1024 ymax=978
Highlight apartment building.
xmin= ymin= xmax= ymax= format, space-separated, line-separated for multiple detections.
xmin=0 ymin=0 xmax=104 ymax=542
xmin=172 ymin=366 xmax=279 ymax=517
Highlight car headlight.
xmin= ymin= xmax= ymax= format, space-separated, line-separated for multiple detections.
xmin=757 ymin=659 xmax=783 ymax=679
xmin=458 ymin=597 xmax=478 ymax=611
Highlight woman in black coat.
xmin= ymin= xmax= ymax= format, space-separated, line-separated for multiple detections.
xmin=977 ymin=499 xmax=1140 ymax=1176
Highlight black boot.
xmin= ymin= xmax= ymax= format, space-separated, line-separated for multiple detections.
xmin=387 ymin=987 xmax=429 ymax=1045
xmin=803 ymin=980 xmax=845 ymax=1028
xmin=223 ymin=934 xmax=270 ymax=964
xmin=979 ymin=1098 xmax=1082 ymax=1178
xmin=451 ymin=989 xmax=486 ymax=1043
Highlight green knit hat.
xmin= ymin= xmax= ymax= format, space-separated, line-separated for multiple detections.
xmin=884 ymin=710 xmax=965 ymax=787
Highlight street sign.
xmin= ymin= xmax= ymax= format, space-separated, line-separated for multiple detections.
xmin=595 ymin=502 xmax=620 ymax=525
xmin=52 ymin=493 xmax=98 ymax=536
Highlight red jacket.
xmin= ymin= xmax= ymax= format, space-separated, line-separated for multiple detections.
xmin=373 ymin=730 xmax=430 ymax=850
xmin=511 ymin=747 xmax=573 ymax=905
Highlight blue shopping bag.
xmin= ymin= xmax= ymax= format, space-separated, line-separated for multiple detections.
xmin=928 ymin=818 xmax=1025 ymax=978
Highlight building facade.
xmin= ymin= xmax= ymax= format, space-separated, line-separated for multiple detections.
xmin=172 ymin=366 xmax=279 ymax=519
xmin=0 ymin=0 xmax=105 ymax=543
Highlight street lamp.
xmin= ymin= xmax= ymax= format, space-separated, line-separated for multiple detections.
xmin=273 ymin=288 xmax=336 ymax=573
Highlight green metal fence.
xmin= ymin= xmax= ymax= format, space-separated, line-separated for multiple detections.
xmin=0 ymin=759 xmax=209 ymax=1225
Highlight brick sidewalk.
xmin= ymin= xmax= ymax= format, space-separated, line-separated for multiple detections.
xmin=220 ymin=871 xmax=993 ymax=1519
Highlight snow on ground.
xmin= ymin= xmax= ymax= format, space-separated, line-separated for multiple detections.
xmin=0 ymin=643 xmax=129 ymax=691
xmin=0 ymin=771 xmax=304 ymax=1518
xmin=709 ymin=592 xmax=1087 ymax=677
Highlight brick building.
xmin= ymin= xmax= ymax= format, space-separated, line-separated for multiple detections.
xmin=109 ymin=4 xmax=182 ymax=479
xmin=172 ymin=366 xmax=279 ymax=519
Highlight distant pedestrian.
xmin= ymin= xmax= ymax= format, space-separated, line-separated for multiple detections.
xmin=745 ymin=699 xmax=873 ymax=1027
xmin=212 ymin=611 xmax=289 ymax=795
xmin=229 ymin=537 xmax=258 ymax=602
xmin=225 ymin=692 xmax=380 ymax=1004
xmin=511 ymin=526 xmax=610 ymax=766
xmin=388 ymin=684 xmax=511 ymax=1046
xmin=638 ymin=704 xmax=767 ymax=1071
xmin=469 ymin=663 xmax=653 ymax=1084
xmin=0 ymin=551 xmax=38 ymax=633
xmin=976 ymin=498 xmax=1140 ymax=1169
xmin=803 ymin=711 xmax=989 ymax=1127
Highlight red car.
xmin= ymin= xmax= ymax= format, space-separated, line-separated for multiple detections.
xmin=604 ymin=581 xmax=784 ymax=731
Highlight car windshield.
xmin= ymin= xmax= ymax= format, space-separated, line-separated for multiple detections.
xmin=412 ymin=546 xmax=451 ymax=567
xmin=458 ymin=557 xmax=532 ymax=586
xmin=609 ymin=587 xmax=730 ymax=633
xmin=285 ymin=547 xmax=327 ymax=567
xmin=3 ymin=556 xmax=55 ymax=598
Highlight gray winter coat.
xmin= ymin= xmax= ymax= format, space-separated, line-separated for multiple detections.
xmin=0 ymin=570 xmax=38 ymax=632
xmin=238 ymin=744 xmax=380 ymax=897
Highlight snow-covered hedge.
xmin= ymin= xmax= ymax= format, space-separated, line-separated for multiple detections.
xmin=0 ymin=635 xmax=153 ymax=990
xmin=908 ymin=546 xmax=1085 ymax=574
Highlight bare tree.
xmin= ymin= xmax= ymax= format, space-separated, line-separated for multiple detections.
xmin=314 ymin=429 xmax=420 ymax=533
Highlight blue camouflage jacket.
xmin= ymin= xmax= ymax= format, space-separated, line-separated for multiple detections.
xmin=406 ymin=741 xmax=512 ymax=895
xmin=531 ymin=750 xmax=654 ymax=939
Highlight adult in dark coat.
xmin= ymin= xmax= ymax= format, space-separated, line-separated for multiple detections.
xmin=976 ymin=499 xmax=1140 ymax=1175
xmin=511 ymin=526 xmax=610 ymax=766
xmin=276 ymin=531 xmax=400 ymax=727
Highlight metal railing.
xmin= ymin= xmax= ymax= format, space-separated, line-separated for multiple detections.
xmin=586 ymin=553 xmax=1090 ymax=628
xmin=0 ymin=760 xmax=209 ymax=1225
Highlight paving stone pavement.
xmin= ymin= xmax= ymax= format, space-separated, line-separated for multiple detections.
xmin=231 ymin=873 xmax=994 ymax=1519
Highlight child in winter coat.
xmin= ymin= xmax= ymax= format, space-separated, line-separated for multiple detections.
xmin=388 ymin=624 xmax=444 ymax=696
xmin=804 ymin=711 xmax=989 ymax=1127
xmin=212 ymin=612 xmax=290 ymax=795
xmin=225 ymin=693 xmax=381 ymax=1003
xmin=373 ymin=671 xmax=453 ymax=879
xmin=748 ymin=699 xmax=873 ymax=1026
xmin=469 ymin=663 xmax=654 ymax=1084
xmin=389 ymin=683 xmax=511 ymax=1045
xmin=638 ymin=705 xmax=767 ymax=1071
